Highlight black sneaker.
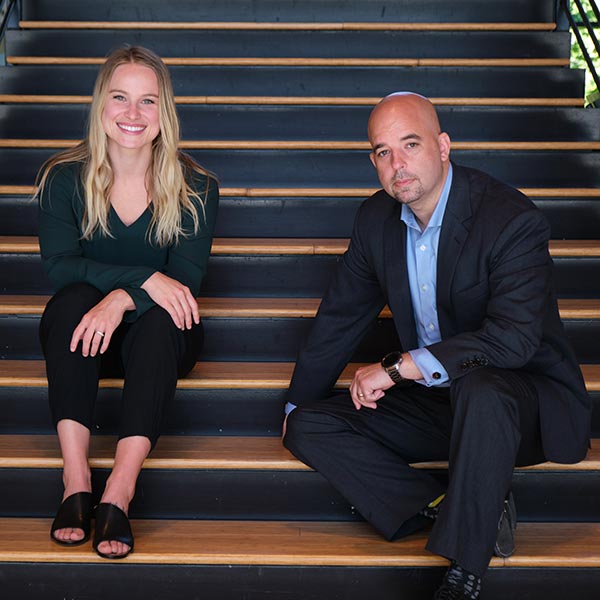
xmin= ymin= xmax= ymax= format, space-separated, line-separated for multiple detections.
xmin=493 ymin=491 xmax=517 ymax=558
xmin=433 ymin=562 xmax=481 ymax=600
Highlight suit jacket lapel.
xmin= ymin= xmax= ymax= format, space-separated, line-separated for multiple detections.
xmin=436 ymin=165 xmax=473 ymax=333
xmin=383 ymin=202 xmax=419 ymax=351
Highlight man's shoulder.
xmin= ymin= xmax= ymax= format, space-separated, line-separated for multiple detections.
xmin=455 ymin=164 xmax=537 ymax=217
xmin=360 ymin=188 xmax=398 ymax=217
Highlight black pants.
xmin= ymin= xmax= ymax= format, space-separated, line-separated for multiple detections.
xmin=284 ymin=368 xmax=546 ymax=577
xmin=39 ymin=282 xmax=202 ymax=447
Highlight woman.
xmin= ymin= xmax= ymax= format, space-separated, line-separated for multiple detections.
xmin=36 ymin=46 xmax=219 ymax=559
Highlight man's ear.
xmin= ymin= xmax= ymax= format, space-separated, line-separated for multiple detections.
xmin=438 ymin=132 xmax=451 ymax=162
xmin=369 ymin=151 xmax=376 ymax=168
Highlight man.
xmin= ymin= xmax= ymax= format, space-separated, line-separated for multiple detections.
xmin=283 ymin=92 xmax=590 ymax=599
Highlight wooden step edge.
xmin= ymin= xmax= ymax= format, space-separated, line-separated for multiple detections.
xmin=2 ymin=186 xmax=599 ymax=198
xmin=2 ymin=139 xmax=599 ymax=151
xmin=1 ymin=361 xmax=598 ymax=392
xmin=2 ymin=296 xmax=599 ymax=320
xmin=0 ymin=519 xmax=598 ymax=567
xmin=17 ymin=21 xmax=557 ymax=31
xmin=0 ymin=434 xmax=599 ymax=472
xmin=7 ymin=57 xmax=571 ymax=68
xmin=0 ymin=95 xmax=584 ymax=107
xmin=3 ymin=237 xmax=600 ymax=257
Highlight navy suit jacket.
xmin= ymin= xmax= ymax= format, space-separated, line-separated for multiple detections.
xmin=286 ymin=163 xmax=591 ymax=463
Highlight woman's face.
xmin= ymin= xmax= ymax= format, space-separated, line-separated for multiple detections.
xmin=101 ymin=63 xmax=160 ymax=153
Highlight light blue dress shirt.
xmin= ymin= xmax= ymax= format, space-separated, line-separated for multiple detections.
xmin=403 ymin=164 xmax=452 ymax=387
xmin=285 ymin=165 xmax=453 ymax=414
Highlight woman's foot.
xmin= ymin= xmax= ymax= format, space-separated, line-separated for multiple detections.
xmin=93 ymin=502 xmax=134 ymax=559
xmin=50 ymin=491 xmax=93 ymax=546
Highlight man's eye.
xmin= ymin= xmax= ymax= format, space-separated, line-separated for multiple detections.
xmin=377 ymin=149 xmax=389 ymax=157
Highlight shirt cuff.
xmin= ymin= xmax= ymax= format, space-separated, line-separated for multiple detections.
xmin=284 ymin=402 xmax=297 ymax=415
xmin=408 ymin=348 xmax=449 ymax=387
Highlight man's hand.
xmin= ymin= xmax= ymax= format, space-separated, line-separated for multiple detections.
xmin=349 ymin=363 xmax=395 ymax=410
xmin=141 ymin=272 xmax=200 ymax=330
xmin=70 ymin=289 xmax=134 ymax=357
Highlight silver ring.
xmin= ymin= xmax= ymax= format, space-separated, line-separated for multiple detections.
xmin=95 ymin=330 xmax=105 ymax=337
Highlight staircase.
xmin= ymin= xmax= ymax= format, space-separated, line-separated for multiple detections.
xmin=1 ymin=1 xmax=599 ymax=598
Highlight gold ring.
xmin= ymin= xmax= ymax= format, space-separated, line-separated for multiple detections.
xmin=358 ymin=393 xmax=365 ymax=397
xmin=95 ymin=331 xmax=105 ymax=337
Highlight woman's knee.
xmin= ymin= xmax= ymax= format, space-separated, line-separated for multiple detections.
xmin=40 ymin=283 xmax=104 ymax=345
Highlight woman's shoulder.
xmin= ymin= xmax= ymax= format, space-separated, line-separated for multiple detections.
xmin=44 ymin=161 xmax=83 ymax=188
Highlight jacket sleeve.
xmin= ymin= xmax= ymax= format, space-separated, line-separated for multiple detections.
xmin=286 ymin=201 xmax=387 ymax=407
xmin=427 ymin=207 xmax=553 ymax=378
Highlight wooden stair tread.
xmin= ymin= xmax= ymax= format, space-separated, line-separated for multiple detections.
xmin=2 ymin=186 xmax=599 ymax=198
xmin=2 ymin=139 xmax=598 ymax=151
xmin=3 ymin=237 xmax=600 ymax=257
xmin=0 ymin=95 xmax=584 ymax=107
xmin=18 ymin=21 xmax=558 ymax=31
xmin=0 ymin=519 xmax=598 ymax=567
xmin=2 ymin=295 xmax=600 ymax=319
xmin=0 ymin=360 xmax=598 ymax=392
xmin=7 ymin=57 xmax=571 ymax=68
xmin=0 ymin=434 xmax=598 ymax=472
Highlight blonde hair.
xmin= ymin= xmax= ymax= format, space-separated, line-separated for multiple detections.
xmin=36 ymin=45 xmax=213 ymax=246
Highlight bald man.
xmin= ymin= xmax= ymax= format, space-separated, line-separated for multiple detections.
xmin=283 ymin=93 xmax=590 ymax=598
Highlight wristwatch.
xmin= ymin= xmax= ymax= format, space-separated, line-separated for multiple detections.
xmin=381 ymin=351 xmax=404 ymax=384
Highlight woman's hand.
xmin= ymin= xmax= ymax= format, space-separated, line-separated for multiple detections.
xmin=70 ymin=289 xmax=134 ymax=357
xmin=141 ymin=271 xmax=199 ymax=330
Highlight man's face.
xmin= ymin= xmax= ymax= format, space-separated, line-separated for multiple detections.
xmin=368 ymin=97 xmax=450 ymax=215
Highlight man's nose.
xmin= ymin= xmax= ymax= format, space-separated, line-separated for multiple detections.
xmin=391 ymin=151 xmax=407 ymax=170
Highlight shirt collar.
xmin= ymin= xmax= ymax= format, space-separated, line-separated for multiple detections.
xmin=401 ymin=163 xmax=453 ymax=232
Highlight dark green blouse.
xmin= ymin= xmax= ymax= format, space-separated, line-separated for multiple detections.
xmin=38 ymin=162 xmax=219 ymax=322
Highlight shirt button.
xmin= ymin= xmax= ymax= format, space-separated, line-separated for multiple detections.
xmin=428 ymin=323 xmax=435 ymax=331
xmin=419 ymin=244 xmax=427 ymax=252
xmin=432 ymin=372 xmax=441 ymax=380
xmin=421 ymin=284 xmax=428 ymax=291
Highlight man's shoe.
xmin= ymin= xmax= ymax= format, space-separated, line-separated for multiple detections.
xmin=433 ymin=562 xmax=481 ymax=599
xmin=493 ymin=491 xmax=517 ymax=558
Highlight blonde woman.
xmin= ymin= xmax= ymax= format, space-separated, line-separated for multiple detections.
xmin=37 ymin=46 xmax=219 ymax=559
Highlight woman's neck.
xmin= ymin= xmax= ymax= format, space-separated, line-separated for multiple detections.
xmin=107 ymin=144 xmax=152 ymax=179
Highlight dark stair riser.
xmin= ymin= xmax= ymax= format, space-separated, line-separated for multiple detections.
xmin=2 ymin=467 xmax=600 ymax=522
xmin=1 ymin=316 xmax=599 ymax=363
xmin=2 ymin=255 xmax=600 ymax=297
xmin=0 ymin=65 xmax=585 ymax=97
xmin=3 ymin=196 xmax=600 ymax=239
xmin=21 ymin=0 xmax=559 ymax=23
xmin=5 ymin=30 xmax=571 ymax=59
xmin=2 ymin=149 xmax=600 ymax=188
xmin=3 ymin=387 xmax=600 ymax=437
xmin=2 ymin=105 xmax=599 ymax=141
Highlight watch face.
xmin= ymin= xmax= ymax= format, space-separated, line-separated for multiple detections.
xmin=382 ymin=351 xmax=402 ymax=368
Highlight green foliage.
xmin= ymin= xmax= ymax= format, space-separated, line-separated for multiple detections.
xmin=569 ymin=0 xmax=600 ymax=105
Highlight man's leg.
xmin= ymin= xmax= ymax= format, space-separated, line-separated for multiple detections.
xmin=284 ymin=384 xmax=451 ymax=540
xmin=427 ymin=367 xmax=545 ymax=577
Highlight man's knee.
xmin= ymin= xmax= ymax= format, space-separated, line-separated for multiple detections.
xmin=284 ymin=407 xmax=340 ymax=454
xmin=450 ymin=368 xmax=520 ymax=421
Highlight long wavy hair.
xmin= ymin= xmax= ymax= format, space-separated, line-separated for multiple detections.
xmin=36 ymin=45 xmax=212 ymax=246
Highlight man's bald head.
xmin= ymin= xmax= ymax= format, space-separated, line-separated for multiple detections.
xmin=368 ymin=92 xmax=442 ymax=143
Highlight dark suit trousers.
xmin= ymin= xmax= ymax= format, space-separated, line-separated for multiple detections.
xmin=284 ymin=368 xmax=545 ymax=576
xmin=39 ymin=282 xmax=202 ymax=447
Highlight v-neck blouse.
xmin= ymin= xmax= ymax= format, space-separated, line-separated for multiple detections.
xmin=38 ymin=162 xmax=219 ymax=321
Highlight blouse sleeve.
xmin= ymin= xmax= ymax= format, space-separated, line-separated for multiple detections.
xmin=38 ymin=164 xmax=156 ymax=295
xmin=120 ymin=173 xmax=220 ymax=320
